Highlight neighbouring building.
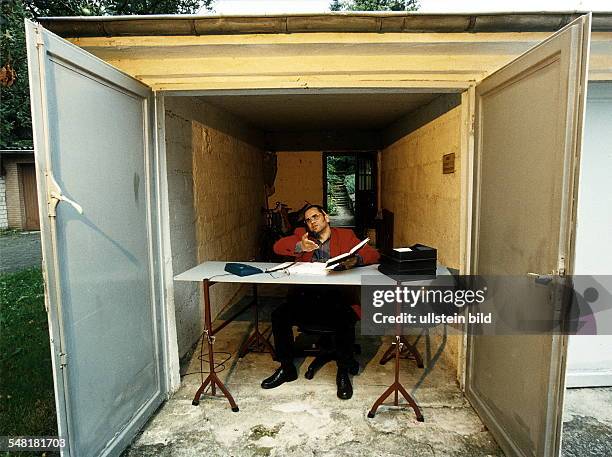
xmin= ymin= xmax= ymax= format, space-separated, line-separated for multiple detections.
xmin=0 ymin=149 xmax=40 ymax=230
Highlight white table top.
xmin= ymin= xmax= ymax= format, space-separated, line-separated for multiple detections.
xmin=174 ymin=261 xmax=453 ymax=286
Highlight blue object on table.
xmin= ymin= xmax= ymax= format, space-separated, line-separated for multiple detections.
xmin=224 ymin=263 xmax=263 ymax=277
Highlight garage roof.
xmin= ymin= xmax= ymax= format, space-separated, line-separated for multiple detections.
xmin=40 ymin=11 xmax=612 ymax=37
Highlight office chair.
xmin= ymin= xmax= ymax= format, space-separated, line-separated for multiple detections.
xmin=297 ymin=303 xmax=362 ymax=379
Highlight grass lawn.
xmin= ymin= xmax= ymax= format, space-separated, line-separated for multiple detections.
xmin=0 ymin=267 xmax=58 ymax=456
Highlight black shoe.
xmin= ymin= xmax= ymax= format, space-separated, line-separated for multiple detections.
xmin=261 ymin=365 xmax=298 ymax=389
xmin=348 ymin=359 xmax=359 ymax=375
xmin=336 ymin=369 xmax=353 ymax=400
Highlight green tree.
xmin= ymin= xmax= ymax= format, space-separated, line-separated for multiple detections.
xmin=330 ymin=0 xmax=342 ymax=11
xmin=330 ymin=0 xmax=419 ymax=11
xmin=0 ymin=0 xmax=215 ymax=149
xmin=24 ymin=0 xmax=212 ymax=17
xmin=1 ymin=1 xmax=31 ymax=148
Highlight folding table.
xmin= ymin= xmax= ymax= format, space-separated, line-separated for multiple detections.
xmin=174 ymin=261 xmax=451 ymax=419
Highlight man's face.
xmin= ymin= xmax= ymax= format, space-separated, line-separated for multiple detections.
xmin=304 ymin=208 xmax=330 ymax=235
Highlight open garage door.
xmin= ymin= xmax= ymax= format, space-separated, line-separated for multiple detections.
xmin=466 ymin=15 xmax=590 ymax=457
xmin=26 ymin=20 xmax=166 ymax=456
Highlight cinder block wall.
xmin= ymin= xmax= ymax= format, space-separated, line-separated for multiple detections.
xmin=0 ymin=176 xmax=7 ymax=229
xmin=164 ymin=97 xmax=265 ymax=357
xmin=381 ymin=106 xmax=462 ymax=372
xmin=192 ymin=119 xmax=265 ymax=319
xmin=163 ymin=101 xmax=201 ymax=358
xmin=381 ymin=106 xmax=461 ymax=269
xmin=271 ymin=151 xmax=323 ymax=210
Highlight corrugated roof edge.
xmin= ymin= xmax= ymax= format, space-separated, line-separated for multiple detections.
xmin=38 ymin=11 xmax=612 ymax=37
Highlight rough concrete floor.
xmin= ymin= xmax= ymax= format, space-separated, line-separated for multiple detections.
xmin=123 ymin=317 xmax=502 ymax=457
xmin=562 ymin=387 xmax=612 ymax=457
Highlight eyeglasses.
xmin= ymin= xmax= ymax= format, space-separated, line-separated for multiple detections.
xmin=304 ymin=213 xmax=323 ymax=224
xmin=268 ymin=269 xmax=290 ymax=279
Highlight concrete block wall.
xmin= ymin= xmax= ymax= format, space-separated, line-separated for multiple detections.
xmin=164 ymin=97 xmax=265 ymax=357
xmin=381 ymin=106 xmax=462 ymax=269
xmin=271 ymin=151 xmax=323 ymax=211
xmin=381 ymin=106 xmax=462 ymax=372
xmin=163 ymin=104 xmax=202 ymax=358
xmin=186 ymin=100 xmax=265 ymax=313
xmin=192 ymin=121 xmax=265 ymax=319
xmin=0 ymin=176 xmax=7 ymax=229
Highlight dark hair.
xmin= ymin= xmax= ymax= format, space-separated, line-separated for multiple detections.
xmin=304 ymin=204 xmax=327 ymax=216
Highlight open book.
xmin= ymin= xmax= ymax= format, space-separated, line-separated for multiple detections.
xmin=265 ymin=237 xmax=370 ymax=275
xmin=324 ymin=237 xmax=370 ymax=270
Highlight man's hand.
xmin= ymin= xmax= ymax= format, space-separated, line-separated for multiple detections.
xmin=300 ymin=232 xmax=319 ymax=252
xmin=337 ymin=256 xmax=359 ymax=270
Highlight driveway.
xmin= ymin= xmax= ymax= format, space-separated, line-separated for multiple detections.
xmin=563 ymin=387 xmax=612 ymax=457
xmin=0 ymin=231 xmax=42 ymax=273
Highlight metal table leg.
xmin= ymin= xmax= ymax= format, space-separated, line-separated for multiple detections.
xmin=369 ymin=280 xmax=424 ymax=421
xmin=238 ymin=284 xmax=276 ymax=359
xmin=192 ymin=279 xmax=239 ymax=412
xmin=379 ymin=336 xmax=424 ymax=368
xmin=368 ymin=336 xmax=424 ymax=421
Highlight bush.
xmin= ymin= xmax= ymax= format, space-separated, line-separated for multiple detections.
xmin=326 ymin=194 xmax=337 ymax=215
xmin=344 ymin=174 xmax=355 ymax=195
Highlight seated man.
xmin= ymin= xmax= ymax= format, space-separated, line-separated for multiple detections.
xmin=261 ymin=204 xmax=380 ymax=399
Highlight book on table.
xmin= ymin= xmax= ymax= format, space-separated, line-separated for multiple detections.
xmin=266 ymin=238 xmax=371 ymax=275
xmin=324 ymin=237 xmax=370 ymax=270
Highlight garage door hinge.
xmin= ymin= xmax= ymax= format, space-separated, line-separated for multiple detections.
xmin=46 ymin=172 xmax=83 ymax=217
xmin=35 ymin=27 xmax=44 ymax=48
xmin=557 ymin=257 xmax=566 ymax=277
xmin=59 ymin=352 xmax=68 ymax=368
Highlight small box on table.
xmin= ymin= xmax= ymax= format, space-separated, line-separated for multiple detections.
xmin=378 ymin=244 xmax=437 ymax=277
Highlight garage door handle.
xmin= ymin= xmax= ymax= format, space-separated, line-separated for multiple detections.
xmin=47 ymin=173 xmax=84 ymax=216
xmin=50 ymin=192 xmax=83 ymax=214
xmin=527 ymin=272 xmax=553 ymax=285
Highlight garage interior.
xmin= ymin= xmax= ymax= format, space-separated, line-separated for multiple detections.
xmin=31 ymin=13 xmax=612 ymax=456
xmin=163 ymin=90 xmax=465 ymax=357
xmin=122 ymin=90 xmax=502 ymax=457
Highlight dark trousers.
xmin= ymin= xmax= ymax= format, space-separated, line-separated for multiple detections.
xmin=271 ymin=285 xmax=358 ymax=369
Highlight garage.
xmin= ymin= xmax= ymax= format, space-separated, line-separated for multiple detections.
xmin=24 ymin=11 xmax=611 ymax=456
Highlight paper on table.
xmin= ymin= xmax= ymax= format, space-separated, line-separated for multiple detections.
xmin=394 ymin=247 xmax=413 ymax=252
xmin=265 ymin=261 xmax=294 ymax=272
xmin=289 ymin=262 xmax=329 ymax=275
xmin=266 ymin=261 xmax=329 ymax=275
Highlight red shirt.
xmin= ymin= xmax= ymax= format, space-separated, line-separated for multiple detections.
xmin=273 ymin=227 xmax=380 ymax=265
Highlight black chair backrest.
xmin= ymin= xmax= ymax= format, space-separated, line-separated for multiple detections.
xmin=379 ymin=209 xmax=394 ymax=253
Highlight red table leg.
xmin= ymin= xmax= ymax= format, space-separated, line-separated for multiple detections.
xmin=379 ymin=336 xmax=424 ymax=368
xmin=238 ymin=284 xmax=276 ymax=359
xmin=368 ymin=338 xmax=424 ymax=421
xmin=191 ymin=279 xmax=239 ymax=412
